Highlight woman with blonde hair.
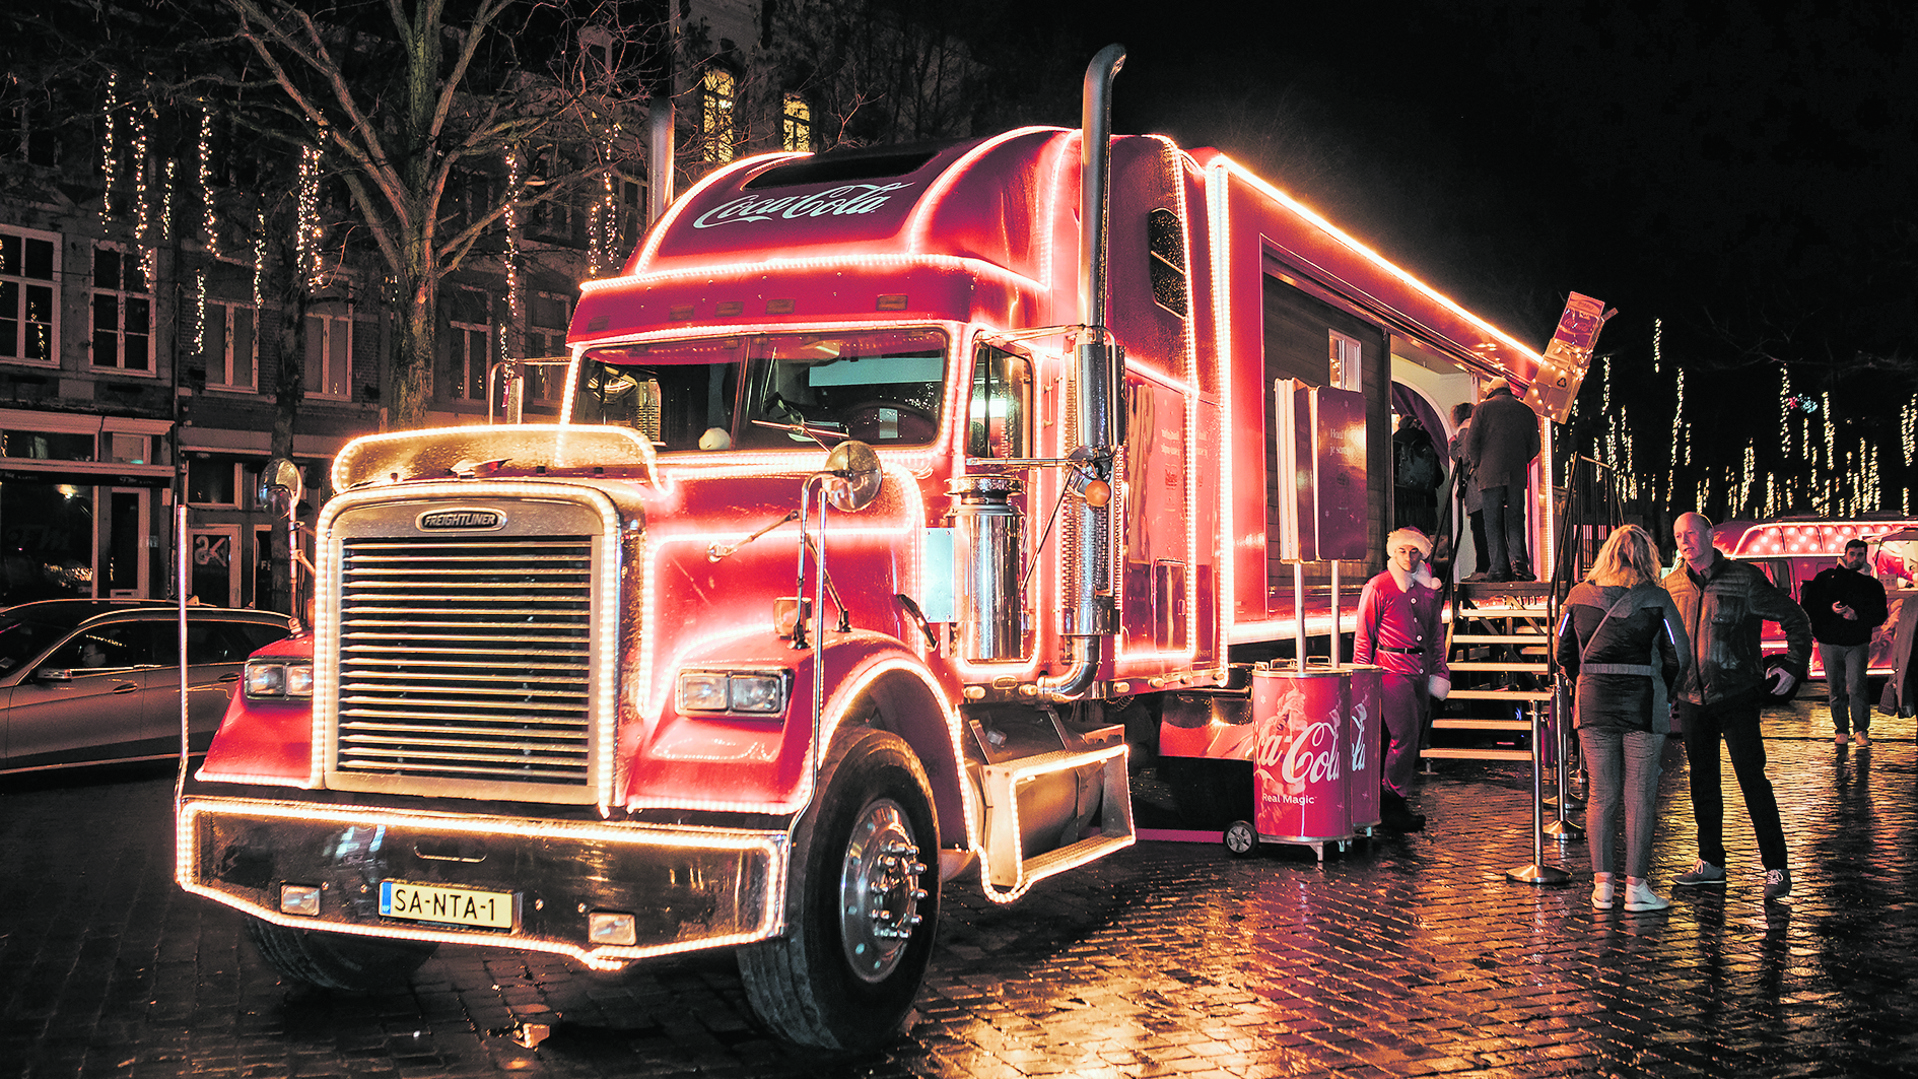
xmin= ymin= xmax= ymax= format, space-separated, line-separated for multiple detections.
xmin=1555 ymin=524 xmax=1691 ymax=912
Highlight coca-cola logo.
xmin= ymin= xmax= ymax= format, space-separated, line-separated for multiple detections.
xmin=1280 ymin=718 xmax=1341 ymax=787
xmin=1348 ymin=702 xmax=1369 ymax=772
xmin=691 ymin=183 xmax=914 ymax=229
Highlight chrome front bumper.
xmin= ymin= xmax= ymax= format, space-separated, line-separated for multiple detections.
xmin=178 ymin=797 xmax=787 ymax=969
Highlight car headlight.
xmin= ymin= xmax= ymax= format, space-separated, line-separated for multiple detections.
xmin=245 ymin=659 xmax=314 ymax=699
xmin=676 ymin=670 xmax=787 ymax=715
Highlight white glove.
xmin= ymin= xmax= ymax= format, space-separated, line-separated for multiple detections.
xmin=1767 ymin=668 xmax=1797 ymax=697
xmin=1428 ymin=675 xmax=1451 ymax=701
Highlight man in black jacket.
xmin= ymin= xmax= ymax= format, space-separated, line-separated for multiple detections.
xmin=1463 ymin=381 xmax=1539 ymax=581
xmin=1665 ymin=512 xmax=1812 ymax=901
xmin=1801 ymin=538 xmax=1889 ymax=747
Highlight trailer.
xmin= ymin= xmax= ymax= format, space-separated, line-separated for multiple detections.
xmin=176 ymin=48 xmax=1566 ymax=1052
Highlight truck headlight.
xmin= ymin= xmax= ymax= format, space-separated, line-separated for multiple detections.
xmin=676 ymin=670 xmax=787 ymax=715
xmin=246 ymin=659 xmax=314 ymax=699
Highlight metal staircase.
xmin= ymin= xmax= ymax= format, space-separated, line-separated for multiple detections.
xmin=1425 ymin=582 xmax=1554 ymax=762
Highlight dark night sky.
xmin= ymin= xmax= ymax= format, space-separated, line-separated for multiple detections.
xmin=1014 ymin=1 xmax=1918 ymax=510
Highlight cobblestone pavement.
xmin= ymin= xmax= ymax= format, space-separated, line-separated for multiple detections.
xmin=5 ymin=694 xmax=1917 ymax=1079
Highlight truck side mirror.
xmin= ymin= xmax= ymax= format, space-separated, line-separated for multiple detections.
xmin=821 ymin=440 xmax=881 ymax=512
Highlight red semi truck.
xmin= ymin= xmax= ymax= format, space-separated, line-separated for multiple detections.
xmin=176 ymin=49 xmax=1560 ymax=1051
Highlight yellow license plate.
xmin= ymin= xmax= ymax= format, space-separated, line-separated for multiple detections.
xmin=379 ymin=880 xmax=516 ymax=930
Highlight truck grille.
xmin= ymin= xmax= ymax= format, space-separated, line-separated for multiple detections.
xmin=333 ymin=534 xmax=595 ymax=789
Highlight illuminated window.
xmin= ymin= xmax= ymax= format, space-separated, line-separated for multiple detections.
xmin=701 ymin=69 xmax=737 ymax=163
xmin=0 ymin=227 xmax=57 ymax=364
xmin=302 ymin=309 xmax=352 ymax=398
xmin=1328 ymin=331 xmax=1362 ymax=392
xmin=202 ymin=300 xmax=257 ymax=391
xmin=526 ymin=292 xmax=571 ymax=403
xmin=782 ymin=93 xmax=812 ymax=153
xmin=91 ymin=246 xmax=151 ymax=372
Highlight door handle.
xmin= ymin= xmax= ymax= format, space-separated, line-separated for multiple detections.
xmin=113 ymin=682 xmax=139 ymax=693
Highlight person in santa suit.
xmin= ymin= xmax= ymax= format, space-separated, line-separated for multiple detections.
xmin=1353 ymin=527 xmax=1451 ymax=832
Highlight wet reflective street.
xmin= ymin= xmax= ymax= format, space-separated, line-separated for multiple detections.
xmin=4 ymin=694 xmax=1915 ymax=1078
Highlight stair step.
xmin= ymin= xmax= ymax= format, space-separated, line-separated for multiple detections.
xmin=1453 ymin=634 xmax=1547 ymax=644
xmin=1432 ymin=718 xmax=1531 ymax=730
xmin=1448 ymin=661 xmax=1550 ymax=672
xmin=1420 ymin=747 xmax=1534 ymax=761
xmin=1449 ymin=688 xmax=1555 ymax=701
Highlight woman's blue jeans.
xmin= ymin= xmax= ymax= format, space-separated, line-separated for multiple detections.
xmin=1578 ymin=726 xmax=1664 ymax=878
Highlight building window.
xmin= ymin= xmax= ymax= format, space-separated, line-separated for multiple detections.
xmin=203 ymin=300 xmax=257 ymax=390
xmin=0 ymin=228 xmax=57 ymax=364
xmin=1328 ymin=331 xmax=1363 ymax=393
xmin=2 ymin=102 xmax=57 ymax=167
xmin=451 ymin=322 xmax=490 ymax=402
xmin=303 ymin=310 xmax=352 ymax=398
xmin=526 ymin=292 xmax=570 ymax=403
xmin=91 ymin=246 xmax=151 ymax=372
xmin=782 ymin=93 xmax=812 ymax=153
xmin=701 ymin=68 xmax=737 ymax=163
xmin=187 ymin=455 xmax=241 ymax=506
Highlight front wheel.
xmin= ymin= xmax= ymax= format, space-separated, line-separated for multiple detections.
xmin=737 ymin=727 xmax=940 ymax=1053
xmin=245 ymin=918 xmax=437 ymax=991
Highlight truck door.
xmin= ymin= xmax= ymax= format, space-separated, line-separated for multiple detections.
xmin=1123 ymin=377 xmax=1189 ymax=652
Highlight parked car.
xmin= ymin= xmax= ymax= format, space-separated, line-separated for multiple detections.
xmin=1716 ymin=516 xmax=1918 ymax=699
xmin=0 ymin=600 xmax=294 ymax=774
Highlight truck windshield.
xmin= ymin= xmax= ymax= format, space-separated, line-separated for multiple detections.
xmin=572 ymin=329 xmax=949 ymax=452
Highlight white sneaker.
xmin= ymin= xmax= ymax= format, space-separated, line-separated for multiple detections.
xmin=1592 ymin=876 xmax=1616 ymax=910
xmin=1624 ymin=880 xmax=1670 ymax=912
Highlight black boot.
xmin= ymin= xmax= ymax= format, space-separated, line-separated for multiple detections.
xmin=1380 ymin=790 xmax=1426 ymax=832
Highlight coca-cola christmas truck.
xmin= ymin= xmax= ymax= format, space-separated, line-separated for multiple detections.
xmin=177 ymin=48 xmax=1556 ymax=1051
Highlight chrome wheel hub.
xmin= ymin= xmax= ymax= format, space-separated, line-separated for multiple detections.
xmin=838 ymin=798 xmax=926 ymax=983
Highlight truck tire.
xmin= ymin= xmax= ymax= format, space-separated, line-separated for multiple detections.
xmin=737 ymin=726 xmax=939 ymax=1053
xmin=246 ymin=918 xmax=437 ymax=991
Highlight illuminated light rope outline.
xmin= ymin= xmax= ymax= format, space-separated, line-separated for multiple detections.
xmin=174 ymin=798 xmax=785 ymax=970
xmin=1732 ymin=520 xmax=1918 ymax=558
xmin=578 ymin=251 xmax=1044 ymax=303
xmin=328 ymin=424 xmax=659 ymax=493
xmin=902 ymin=126 xmax=1058 ymax=252
xmin=976 ymin=740 xmax=1133 ymax=905
xmin=1206 ymin=158 xmax=1544 ymax=644
xmin=309 ymin=480 xmax=626 ymax=813
xmin=1108 ymin=135 xmax=1204 ymax=671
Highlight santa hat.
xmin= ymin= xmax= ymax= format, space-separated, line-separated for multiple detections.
xmin=1387 ymin=527 xmax=1433 ymax=558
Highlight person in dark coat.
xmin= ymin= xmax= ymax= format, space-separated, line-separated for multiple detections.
xmin=1800 ymin=538 xmax=1889 ymax=746
xmin=1392 ymin=414 xmax=1444 ymax=535
xmin=1555 ymin=525 xmax=1689 ymax=913
xmin=1448 ymin=401 xmax=1489 ymax=578
xmin=1463 ymin=381 xmax=1540 ymax=581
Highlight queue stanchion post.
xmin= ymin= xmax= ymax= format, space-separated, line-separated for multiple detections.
xmin=1507 ymin=698 xmax=1570 ymax=885
xmin=1542 ymin=679 xmax=1584 ymax=841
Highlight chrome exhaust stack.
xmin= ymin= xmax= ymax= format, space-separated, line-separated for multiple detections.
xmin=1038 ymin=43 xmax=1125 ymax=703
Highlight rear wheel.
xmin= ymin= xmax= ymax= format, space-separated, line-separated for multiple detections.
xmin=246 ymin=918 xmax=437 ymax=991
xmin=1223 ymin=820 xmax=1259 ymax=857
xmin=737 ymin=727 xmax=939 ymax=1053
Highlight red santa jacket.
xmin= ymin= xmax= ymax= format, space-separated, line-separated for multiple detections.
xmin=1353 ymin=569 xmax=1450 ymax=680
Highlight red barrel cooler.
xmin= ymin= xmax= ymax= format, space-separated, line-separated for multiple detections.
xmin=1249 ymin=667 xmax=1353 ymax=856
xmin=1345 ymin=664 xmax=1384 ymax=832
